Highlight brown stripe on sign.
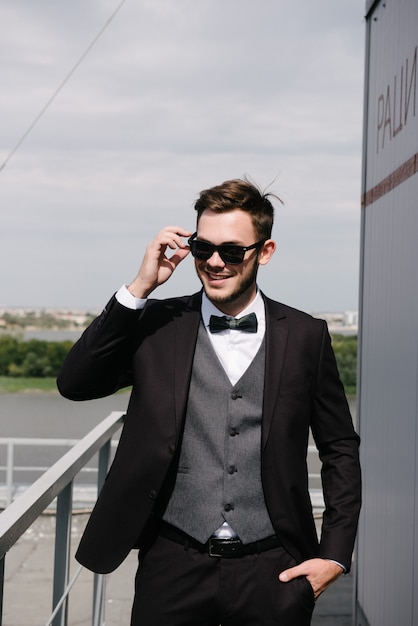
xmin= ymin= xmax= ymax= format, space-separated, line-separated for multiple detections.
xmin=361 ymin=152 xmax=418 ymax=208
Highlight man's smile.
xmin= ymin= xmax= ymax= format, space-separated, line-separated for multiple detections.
xmin=205 ymin=271 xmax=232 ymax=282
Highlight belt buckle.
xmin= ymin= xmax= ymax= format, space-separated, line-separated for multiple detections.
xmin=208 ymin=537 xmax=224 ymax=557
xmin=208 ymin=537 xmax=240 ymax=558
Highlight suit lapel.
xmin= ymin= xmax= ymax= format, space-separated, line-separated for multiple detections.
xmin=174 ymin=292 xmax=202 ymax=434
xmin=262 ymin=296 xmax=289 ymax=449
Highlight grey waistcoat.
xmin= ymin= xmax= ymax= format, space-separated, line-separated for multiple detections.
xmin=162 ymin=322 xmax=275 ymax=544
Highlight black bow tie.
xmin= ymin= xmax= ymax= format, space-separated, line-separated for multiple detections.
xmin=209 ymin=312 xmax=258 ymax=334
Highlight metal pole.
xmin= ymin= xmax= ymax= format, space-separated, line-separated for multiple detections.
xmin=92 ymin=439 xmax=111 ymax=626
xmin=52 ymin=482 xmax=73 ymax=626
xmin=6 ymin=443 xmax=14 ymax=507
xmin=92 ymin=574 xmax=105 ymax=626
xmin=0 ymin=556 xmax=4 ymax=626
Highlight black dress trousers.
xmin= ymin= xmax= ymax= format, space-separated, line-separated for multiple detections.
xmin=130 ymin=535 xmax=315 ymax=626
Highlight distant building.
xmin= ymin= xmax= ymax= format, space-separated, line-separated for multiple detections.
xmin=343 ymin=310 xmax=358 ymax=327
xmin=312 ymin=310 xmax=358 ymax=335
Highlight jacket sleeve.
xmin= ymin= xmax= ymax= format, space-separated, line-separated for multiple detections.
xmin=57 ymin=295 xmax=141 ymax=400
xmin=311 ymin=322 xmax=361 ymax=571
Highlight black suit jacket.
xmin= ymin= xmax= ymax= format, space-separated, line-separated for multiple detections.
xmin=57 ymin=291 xmax=361 ymax=574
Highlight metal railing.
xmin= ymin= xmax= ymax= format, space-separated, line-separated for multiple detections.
xmin=0 ymin=437 xmax=118 ymax=509
xmin=0 ymin=411 xmax=125 ymax=626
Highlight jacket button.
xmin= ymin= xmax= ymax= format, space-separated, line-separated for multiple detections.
xmin=228 ymin=465 xmax=237 ymax=474
xmin=224 ymin=503 xmax=234 ymax=512
xmin=168 ymin=444 xmax=176 ymax=454
xmin=149 ymin=490 xmax=158 ymax=500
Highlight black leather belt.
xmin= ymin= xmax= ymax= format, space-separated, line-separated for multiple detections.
xmin=158 ymin=521 xmax=280 ymax=558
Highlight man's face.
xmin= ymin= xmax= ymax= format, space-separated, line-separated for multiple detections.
xmin=194 ymin=209 xmax=273 ymax=316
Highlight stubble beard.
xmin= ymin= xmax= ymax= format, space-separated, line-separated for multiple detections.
xmin=197 ymin=257 xmax=259 ymax=308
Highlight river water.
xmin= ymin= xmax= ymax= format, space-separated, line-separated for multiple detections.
xmin=0 ymin=391 xmax=130 ymax=438
xmin=0 ymin=391 xmax=130 ymax=485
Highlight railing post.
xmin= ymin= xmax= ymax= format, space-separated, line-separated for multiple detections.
xmin=92 ymin=574 xmax=105 ymax=626
xmin=52 ymin=482 xmax=73 ymax=626
xmin=6 ymin=443 xmax=14 ymax=507
xmin=97 ymin=439 xmax=111 ymax=491
xmin=92 ymin=439 xmax=111 ymax=626
xmin=0 ymin=555 xmax=4 ymax=626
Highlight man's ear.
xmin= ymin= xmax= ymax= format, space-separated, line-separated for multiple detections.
xmin=258 ymin=239 xmax=276 ymax=266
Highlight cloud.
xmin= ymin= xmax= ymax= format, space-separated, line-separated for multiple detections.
xmin=0 ymin=0 xmax=365 ymax=311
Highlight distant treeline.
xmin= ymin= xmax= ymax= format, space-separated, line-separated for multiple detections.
xmin=331 ymin=334 xmax=357 ymax=394
xmin=0 ymin=333 xmax=358 ymax=393
xmin=0 ymin=335 xmax=73 ymax=378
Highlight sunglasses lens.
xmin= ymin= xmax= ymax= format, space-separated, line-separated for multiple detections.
xmin=219 ymin=247 xmax=244 ymax=264
xmin=190 ymin=241 xmax=212 ymax=260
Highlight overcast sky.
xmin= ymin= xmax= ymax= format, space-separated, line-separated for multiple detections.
xmin=0 ymin=0 xmax=366 ymax=313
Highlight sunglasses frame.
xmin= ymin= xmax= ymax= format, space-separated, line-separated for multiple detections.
xmin=188 ymin=233 xmax=267 ymax=265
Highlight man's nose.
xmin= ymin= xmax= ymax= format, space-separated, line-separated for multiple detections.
xmin=206 ymin=250 xmax=225 ymax=266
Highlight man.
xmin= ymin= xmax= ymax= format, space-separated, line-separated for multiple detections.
xmin=57 ymin=178 xmax=361 ymax=626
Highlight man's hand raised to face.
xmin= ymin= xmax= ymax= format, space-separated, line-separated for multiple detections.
xmin=128 ymin=226 xmax=193 ymax=299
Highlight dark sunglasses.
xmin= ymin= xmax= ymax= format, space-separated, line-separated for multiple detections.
xmin=188 ymin=233 xmax=267 ymax=265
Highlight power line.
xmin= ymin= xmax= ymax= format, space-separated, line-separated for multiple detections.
xmin=0 ymin=0 xmax=127 ymax=174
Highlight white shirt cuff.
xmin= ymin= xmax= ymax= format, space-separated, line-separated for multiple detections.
xmin=115 ymin=285 xmax=147 ymax=310
xmin=326 ymin=559 xmax=346 ymax=573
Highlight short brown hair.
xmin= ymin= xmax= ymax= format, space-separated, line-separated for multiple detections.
xmin=194 ymin=178 xmax=281 ymax=240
